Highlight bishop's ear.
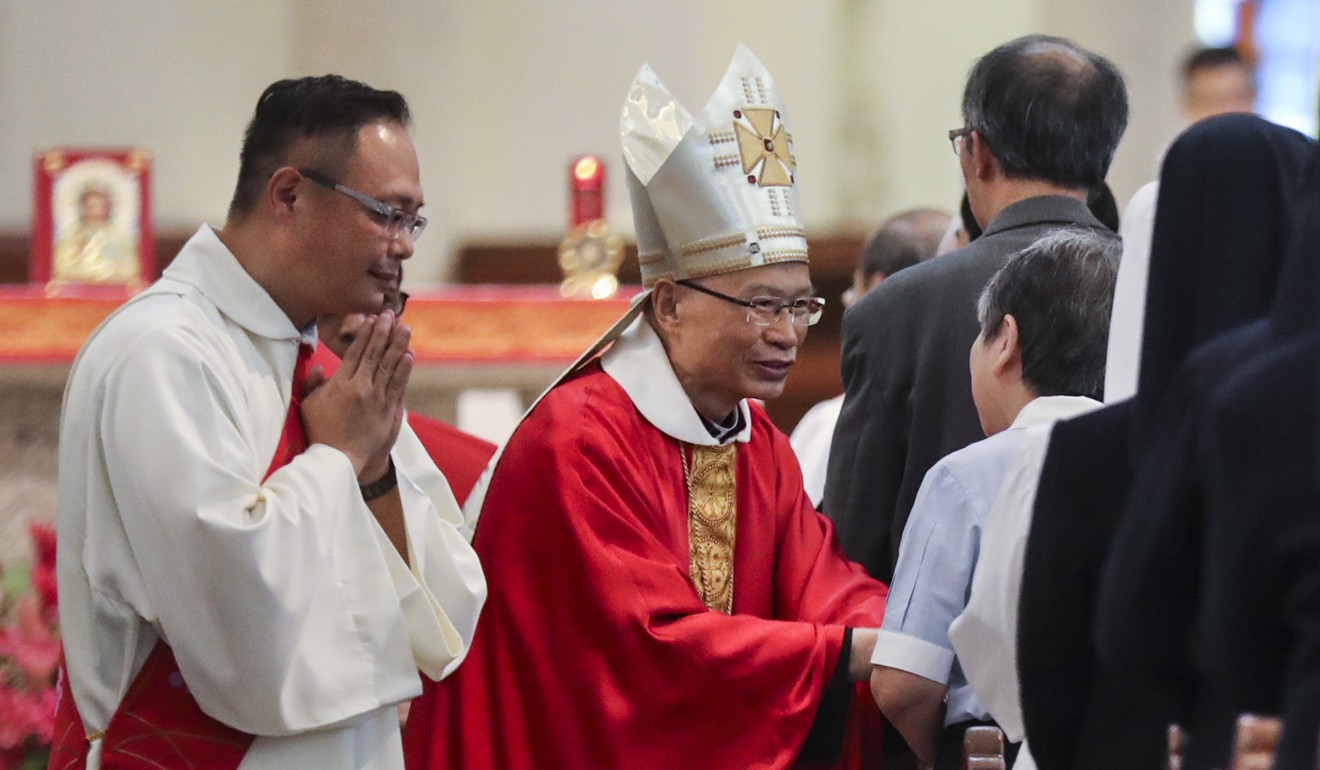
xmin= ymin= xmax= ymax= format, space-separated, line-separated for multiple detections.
xmin=648 ymin=280 xmax=682 ymax=331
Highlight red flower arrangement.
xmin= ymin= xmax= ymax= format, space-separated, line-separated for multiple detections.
xmin=0 ymin=522 xmax=60 ymax=770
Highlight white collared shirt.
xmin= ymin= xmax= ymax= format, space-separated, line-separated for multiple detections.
xmin=870 ymin=396 xmax=1100 ymax=727
xmin=947 ymin=397 xmax=1102 ymax=770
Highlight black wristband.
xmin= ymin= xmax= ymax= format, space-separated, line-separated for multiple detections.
xmin=359 ymin=459 xmax=398 ymax=502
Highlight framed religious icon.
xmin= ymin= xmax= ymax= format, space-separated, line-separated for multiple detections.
xmin=31 ymin=148 xmax=154 ymax=293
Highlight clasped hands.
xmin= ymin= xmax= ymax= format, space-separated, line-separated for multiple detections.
xmin=302 ymin=311 xmax=413 ymax=483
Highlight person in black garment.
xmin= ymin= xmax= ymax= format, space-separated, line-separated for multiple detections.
xmin=1093 ymin=143 xmax=1320 ymax=770
xmin=1143 ymin=151 xmax=1320 ymax=770
xmin=1015 ymin=114 xmax=1315 ymax=770
xmin=823 ymin=34 xmax=1127 ymax=585
xmin=1196 ymin=327 xmax=1320 ymax=770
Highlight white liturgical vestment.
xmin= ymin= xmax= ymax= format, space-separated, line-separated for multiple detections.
xmin=57 ymin=225 xmax=486 ymax=770
xmin=1102 ymin=182 xmax=1158 ymax=403
xmin=789 ymin=394 xmax=843 ymax=507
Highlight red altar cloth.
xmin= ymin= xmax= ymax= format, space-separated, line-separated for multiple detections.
xmin=0 ymin=285 xmax=639 ymax=365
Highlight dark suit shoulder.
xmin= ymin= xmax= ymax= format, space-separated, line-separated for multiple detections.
xmin=844 ymin=235 xmax=1009 ymax=331
xmin=848 ymin=195 xmax=1107 ymax=326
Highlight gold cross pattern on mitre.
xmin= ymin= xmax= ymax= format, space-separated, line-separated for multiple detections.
xmin=733 ymin=107 xmax=794 ymax=187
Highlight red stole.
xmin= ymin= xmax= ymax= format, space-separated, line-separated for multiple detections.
xmin=50 ymin=343 xmax=314 ymax=770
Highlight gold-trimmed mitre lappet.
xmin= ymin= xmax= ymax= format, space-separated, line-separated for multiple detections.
xmin=621 ymin=43 xmax=809 ymax=288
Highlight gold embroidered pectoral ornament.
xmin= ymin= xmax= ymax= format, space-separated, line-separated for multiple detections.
xmin=683 ymin=442 xmax=738 ymax=613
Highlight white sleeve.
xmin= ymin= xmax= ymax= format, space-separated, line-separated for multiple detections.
xmin=948 ymin=428 xmax=1051 ymax=742
xmin=872 ymin=461 xmax=981 ymax=684
xmin=98 ymin=326 xmax=479 ymax=736
xmin=388 ymin=421 xmax=487 ymax=680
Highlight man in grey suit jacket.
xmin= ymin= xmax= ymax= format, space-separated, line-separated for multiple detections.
xmin=824 ymin=35 xmax=1128 ymax=583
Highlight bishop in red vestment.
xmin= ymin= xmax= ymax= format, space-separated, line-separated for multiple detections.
xmin=405 ymin=45 xmax=889 ymax=770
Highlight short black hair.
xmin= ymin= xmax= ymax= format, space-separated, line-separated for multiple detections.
xmin=1182 ymin=46 xmax=1249 ymax=83
xmin=1087 ymin=182 xmax=1120 ymax=232
xmin=858 ymin=208 xmax=950 ymax=280
xmin=962 ymin=35 xmax=1129 ymax=188
xmin=977 ymin=228 xmax=1120 ymax=400
xmin=228 ymin=75 xmax=411 ymax=220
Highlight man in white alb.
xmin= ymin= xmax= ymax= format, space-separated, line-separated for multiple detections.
xmin=54 ymin=75 xmax=485 ymax=770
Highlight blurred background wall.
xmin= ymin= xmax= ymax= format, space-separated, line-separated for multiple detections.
xmin=0 ymin=0 xmax=1223 ymax=282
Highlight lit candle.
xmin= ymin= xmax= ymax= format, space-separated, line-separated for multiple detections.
xmin=570 ymin=155 xmax=604 ymax=227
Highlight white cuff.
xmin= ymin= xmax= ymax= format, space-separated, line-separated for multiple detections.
xmin=871 ymin=629 xmax=955 ymax=684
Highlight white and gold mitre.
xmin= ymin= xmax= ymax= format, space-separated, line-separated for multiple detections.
xmin=621 ymin=44 xmax=808 ymax=288
xmin=460 ymin=47 xmax=808 ymax=526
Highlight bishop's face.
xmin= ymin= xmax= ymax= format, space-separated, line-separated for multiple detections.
xmin=661 ymin=262 xmax=812 ymax=421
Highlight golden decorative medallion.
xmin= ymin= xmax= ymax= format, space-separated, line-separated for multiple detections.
xmin=732 ymin=107 xmax=794 ymax=187
xmin=683 ymin=442 xmax=738 ymax=613
xmin=558 ymin=219 xmax=625 ymax=299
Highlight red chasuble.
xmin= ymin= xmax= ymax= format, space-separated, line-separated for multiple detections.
xmin=403 ymin=362 xmax=888 ymax=770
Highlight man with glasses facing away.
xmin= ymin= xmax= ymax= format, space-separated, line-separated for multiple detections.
xmin=823 ymin=35 xmax=1128 ymax=587
xmin=54 ymin=75 xmax=485 ymax=770
xmin=405 ymin=45 xmax=889 ymax=770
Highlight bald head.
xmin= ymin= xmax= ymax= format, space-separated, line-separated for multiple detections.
xmin=859 ymin=207 xmax=952 ymax=282
xmin=961 ymin=34 xmax=1128 ymax=188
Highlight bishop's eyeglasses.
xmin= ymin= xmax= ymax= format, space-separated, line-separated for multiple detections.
xmin=677 ymin=280 xmax=825 ymax=327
